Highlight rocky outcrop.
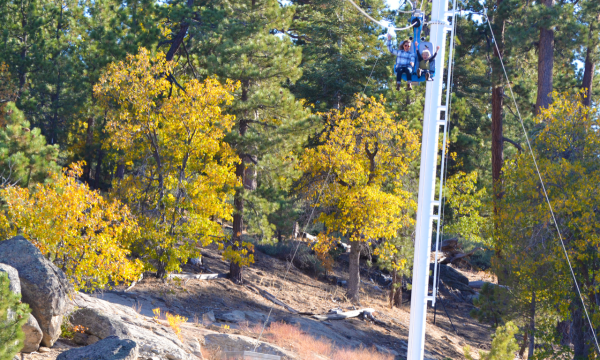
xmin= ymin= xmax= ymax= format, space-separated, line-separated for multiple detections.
xmin=70 ymin=308 xmax=132 ymax=339
xmin=216 ymin=310 xmax=246 ymax=323
xmin=21 ymin=315 xmax=43 ymax=353
xmin=56 ymin=336 xmax=138 ymax=360
xmin=0 ymin=263 xmax=43 ymax=352
xmin=430 ymin=263 xmax=475 ymax=294
xmin=0 ymin=236 xmax=73 ymax=347
xmin=0 ymin=264 xmax=21 ymax=294
xmin=71 ymin=293 xmax=195 ymax=360
xmin=204 ymin=333 xmax=294 ymax=358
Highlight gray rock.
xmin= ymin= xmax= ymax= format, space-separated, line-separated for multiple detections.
xmin=216 ymin=310 xmax=246 ymax=323
xmin=0 ymin=236 xmax=73 ymax=347
xmin=429 ymin=263 xmax=475 ymax=294
xmin=72 ymin=293 xmax=195 ymax=360
xmin=73 ymin=332 xmax=100 ymax=346
xmin=204 ymin=333 xmax=292 ymax=358
xmin=21 ymin=314 xmax=43 ymax=352
xmin=0 ymin=264 xmax=21 ymax=294
xmin=188 ymin=338 xmax=203 ymax=358
xmin=203 ymin=310 xmax=216 ymax=323
xmin=70 ymin=308 xmax=132 ymax=339
xmin=56 ymin=336 xmax=138 ymax=360
xmin=0 ymin=264 xmax=43 ymax=352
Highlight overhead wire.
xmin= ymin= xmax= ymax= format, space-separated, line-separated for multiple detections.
xmin=345 ymin=0 xmax=417 ymax=31
xmin=482 ymin=13 xmax=600 ymax=355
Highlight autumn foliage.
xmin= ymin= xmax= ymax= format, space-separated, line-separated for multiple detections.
xmin=298 ymin=95 xmax=420 ymax=301
xmin=0 ymin=163 xmax=143 ymax=291
xmin=94 ymin=49 xmax=240 ymax=277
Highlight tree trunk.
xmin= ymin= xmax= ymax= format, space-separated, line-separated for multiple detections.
xmin=229 ymin=86 xmax=252 ymax=284
xmin=347 ymin=240 xmax=361 ymax=303
xmin=83 ymin=117 xmax=95 ymax=183
xmin=491 ymin=86 xmax=504 ymax=195
xmin=229 ymin=161 xmax=245 ymax=285
xmin=491 ymin=0 xmax=505 ymax=204
xmin=534 ymin=0 xmax=555 ymax=115
xmin=557 ymin=320 xmax=571 ymax=346
xmin=582 ymin=50 xmax=595 ymax=108
xmin=528 ymin=291 xmax=535 ymax=358
xmin=571 ymin=295 xmax=592 ymax=359
xmin=518 ymin=331 xmax=528 ymax=358
xmin=581 ymin=14 xmax=599 ymax=107
xmin=389 ymin=269 xmax=402 ymax=308
xmin=93 ymin=148 xmax=103 ymax=189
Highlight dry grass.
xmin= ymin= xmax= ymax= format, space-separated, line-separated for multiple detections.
xmin=238 ymin=321 xmax=393 ymax=360
xmin=200 ymin=346 xmax=223 ymax=360
xmin=331 ymin=347 xmax=394 ymax=360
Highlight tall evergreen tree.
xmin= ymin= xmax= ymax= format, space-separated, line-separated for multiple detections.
xmin=289 ymin=0 xmax=388 ymax=111
xmin=190 ymin=0 xmax=311 ymax=283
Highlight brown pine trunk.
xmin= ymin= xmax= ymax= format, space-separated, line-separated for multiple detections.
xmin=229 ymin=160 xmax=245 ymax=285
xmin=83 ymin=117 xmax=95 ymax=183
xmin=581 ymin=14 xmax=599 ymax=107
xmin=229 ymin=81 xmax=251 ymax=284
xmin=93 ymin=148 xmax=103 ymax=189
xmin=582 ymin=51 xmax=595 ymax=108
xmin=389 ymin=269 xmax=402 ymax=308
xmin=519 ymin=331 xmax=528 ymax=358
xmin=347 ymin=240 xmax=361 ymax=303
xmin=571 ymin=293 xmax=592 ymax=359
xmin=491 ymin=86 xmax=504 ymax=196
xmin=528 ymin=291 xmax=535 ymax=358
xmin=491 ymin=0 xmax=505 ymax=204
xmin=534 ymin=0 xmax=555 ymax=115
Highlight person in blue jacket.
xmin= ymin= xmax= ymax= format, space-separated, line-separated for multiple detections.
xmin=387 ymin=33 xmax=416 ymax=91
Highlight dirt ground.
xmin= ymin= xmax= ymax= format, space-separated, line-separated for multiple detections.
xmin=18 ymin=244 xmax=495 ymax=360
xmin=129 ymin=245 xmax=494 ymax=359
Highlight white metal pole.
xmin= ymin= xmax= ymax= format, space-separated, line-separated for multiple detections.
xmin=406 ymin=0 xmax=450 ymax=358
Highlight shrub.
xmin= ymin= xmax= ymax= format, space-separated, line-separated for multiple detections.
xmin=0 ymin=162 xmax=143 ymax=291
xmin=470 ymin=283 xmax=509 ymax=328
xmin=0 ymin=272 xmax=30 ymax=360
xmin=464 ymin=321 xmax=519 ymax=360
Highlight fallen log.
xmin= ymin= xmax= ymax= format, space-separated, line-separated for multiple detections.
xmin=168 ymin=273 xmax=227 ymax=280
xmin=312 ymin=308 xmax=375 ymax=321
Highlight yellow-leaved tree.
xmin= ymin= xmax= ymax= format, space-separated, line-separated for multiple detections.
xmin=297 ymin=95 xmax=420 ymax=302
xmin=0 ymin=163 xmax=143 ymax=291
xmin=94 ymin=49 xmax=239 ymax=277
xmin=444 ymin=170 xmax=491 ymax=245
xmin=494 ymin=90 xmax=600 ymax=357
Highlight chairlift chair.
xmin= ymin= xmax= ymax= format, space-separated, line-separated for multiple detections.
xmin=393 ymin=12 xmax=436 ymax=84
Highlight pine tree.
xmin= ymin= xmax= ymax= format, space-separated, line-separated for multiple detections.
xmin=0 ymin=102 xmax=59 ymax=186
xmin=289 ymin=0 xmax=388 ymax=111
xmin=190 ymin=0 xmax=312 ymax=283
xmin=465 ymin=321 xmax=519 ymax=360
xmin=0 ymin=272 xmax=29 ymax=360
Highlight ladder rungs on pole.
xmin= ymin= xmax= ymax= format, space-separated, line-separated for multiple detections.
xmin=431 ymin=215 xmax=440 ymax=220
xmin=437 ymin=120 xmax=447 ymax=126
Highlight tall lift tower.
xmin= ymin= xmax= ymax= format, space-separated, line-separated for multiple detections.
xmin=407 ymin=0 xmax=456 ymax=358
